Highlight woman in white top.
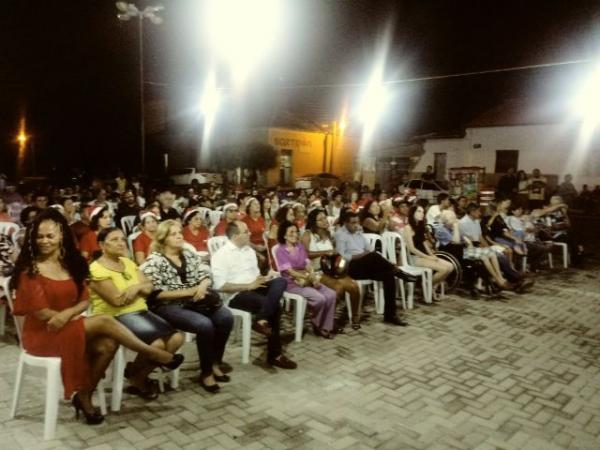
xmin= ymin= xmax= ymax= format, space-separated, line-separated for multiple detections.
xmin=301 ymin=208 xmax=362 ymax=329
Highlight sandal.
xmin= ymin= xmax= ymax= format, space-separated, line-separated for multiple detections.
xmin=351 ymin=323 xmax=361 ymax=330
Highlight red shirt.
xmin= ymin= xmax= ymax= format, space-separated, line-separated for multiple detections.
xmin=79 ymin=230 xmax=100 ymax=261
xmin=213 ymin=219 xmax=228 ymax=237
xmin=243 ymin=215 xmax=266 ymax=245
xmin=183 ymin=225 xmax=209 ymax=252
xmin=133 ymin=232 xmax=153 ymax=257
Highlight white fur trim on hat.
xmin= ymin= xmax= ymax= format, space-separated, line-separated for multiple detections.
xmin=139 ymin=211 xmax=159 ymax=223
xmin=89 ymin=206 xmax=105 ymax=220
xmin=183 ymin=208 xmax=201 ymax=223
xmin=223 ymin=203 xmax=238 ymax=211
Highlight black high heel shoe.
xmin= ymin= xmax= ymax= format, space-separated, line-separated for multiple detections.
xmin=72 ymin=394 xmax=104 ymax=425
xmin=159 ymin=353 xmax=184 ymax=372
xmin=394 ymin=269 xmax=420 ymax=283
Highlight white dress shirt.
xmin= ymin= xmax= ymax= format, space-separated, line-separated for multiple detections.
xmin=211 ymin=240 xmax=260 ymax=293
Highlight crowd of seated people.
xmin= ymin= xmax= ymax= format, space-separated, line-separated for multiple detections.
xmin=0 ymin=175 xmax=592 ymax=428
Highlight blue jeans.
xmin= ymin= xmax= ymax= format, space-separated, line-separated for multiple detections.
xmin=153 ymin=304 xmax=233 ymax=375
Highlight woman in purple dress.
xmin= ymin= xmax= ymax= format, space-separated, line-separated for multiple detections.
xmin=275 ymin=221 xmax=337 ymax=339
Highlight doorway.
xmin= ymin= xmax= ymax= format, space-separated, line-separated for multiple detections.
xmin=279 ymin=149 xmax=292 ymax=185
xmin=434 ymin=153 xmax=447 ymax=180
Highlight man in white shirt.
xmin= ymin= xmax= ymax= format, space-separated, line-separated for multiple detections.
xmin=211 ymin=221 xmax=297 ymax=369
xmin=426 ymin=193 xmax=451 ymax=226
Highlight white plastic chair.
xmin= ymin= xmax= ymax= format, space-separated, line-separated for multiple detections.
xmin=0 ymin=221 xmax=19 ymax=237
xmin=382 ymin=231 xmax=433 ymax=309
xmin=0 ymin=276 xmax=9 ymax=336
xmin=7 ymin=281 xmax=107 ymax=440
xmin=209 ymin=210 xmax=223 ymax=228
xmin=361 ymin=234 xmax=386 ymax=314
xmin=546 ymin=241 xmax=569 ymax=269
xmin=207 ymin=236 xmax=229 ymax=256
xmin=120 ymin=215 xmax=136 ymax=236
xmin=127 ymin=231 xmax=141 ymax=259
xmin=271 ymin=244 xmax=308 ymax=342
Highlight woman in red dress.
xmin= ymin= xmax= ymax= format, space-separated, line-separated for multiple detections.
xmin=11 ymin=209 xmax=184 ymax=425
xmin=133 ymin=211 xmax=158 ymax=265
xmin=79 ymin=206 xmax=111 ymax=262
xmin=182 ymin=208 xmax=210 ymax=253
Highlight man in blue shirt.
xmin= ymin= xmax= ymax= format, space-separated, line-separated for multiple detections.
xmin=335 ymin=212 xmax=418 ymax=326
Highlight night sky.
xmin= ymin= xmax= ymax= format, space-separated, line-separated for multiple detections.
xmin=2 ymin=0 xmax=599 ymax=178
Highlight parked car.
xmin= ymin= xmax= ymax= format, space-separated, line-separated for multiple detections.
xmin=294 ymin=173 xmax=340 ymax=190
xmin=400 ymin=179 xmax=448 ymax=203
xmin=170 ymin=168 xmax=223 ymax=186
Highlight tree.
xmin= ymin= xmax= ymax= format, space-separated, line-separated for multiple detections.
xmin=212 ymin=142 xmax=278 ymax=185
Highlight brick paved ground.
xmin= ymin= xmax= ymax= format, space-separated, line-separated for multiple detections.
xmin=1 ymin=255 xmax=599 ymax=449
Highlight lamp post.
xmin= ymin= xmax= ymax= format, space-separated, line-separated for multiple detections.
xmin=115 ymin=2 xmax=163 ymax=175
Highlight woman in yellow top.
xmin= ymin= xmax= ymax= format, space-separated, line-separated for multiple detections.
xmin=89 ymin=227 xmax=184 ymax=400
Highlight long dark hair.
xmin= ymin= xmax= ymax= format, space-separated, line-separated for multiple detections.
xmin=359 ymin=200 xmax=379 ymax=223
xmin=274 ymin=204 xmax=293 ymax=225
xmin=408 ymin=205 xmax=426 ymax=243
xmin=90 ymin=206 xmax=109 ymax=231
xmin=306 ymin=208 xmax=330 ymax=241
xmin=11 ymin=208 xmax=89 ymax=297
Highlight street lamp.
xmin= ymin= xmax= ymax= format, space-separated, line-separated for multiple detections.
xmin=116 ymin=2 xmax=164 ymax=174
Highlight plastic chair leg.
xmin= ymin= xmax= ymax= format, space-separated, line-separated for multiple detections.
xmin=407 ymin=282 xmax=415 ymax=309
xmin=111 ymin=347 xmax=125 ymax=412
xmin=241 ymin=313 xmax=251 ymax=364
xmin=44 ymin=362 xmax=61 ymax=440
xmin=344 ymin=292 xmax=352 ymax=323
xmin=0 ymin=303 xmax=6 ymax=336
xmin=10 ymin=354 xmax=25 ymax=419
xmin=96 ymin=380 xmax=107 ymax=416
xmin=294 ymin=299 xmax=304 ymax=343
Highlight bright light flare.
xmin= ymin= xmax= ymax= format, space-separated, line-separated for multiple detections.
xmin=203 ymin=0 xmax=284 ymax=87
xmin=16 ymin=132 xmax=28 ymax=145
xmin=200 ymin=72 xmax=221 ymax=131
xmin=572 ymin=64 xmax=600 ymax=130
xmin=358 ymin=66 xmax=388 ymax=126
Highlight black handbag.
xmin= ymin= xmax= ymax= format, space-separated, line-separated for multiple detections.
xmin=182 ymin=289 xmax=223 ymax=315
xmin=320 ymin=254 xmax=348 ymax=279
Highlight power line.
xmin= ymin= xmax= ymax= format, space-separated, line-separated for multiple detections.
xmin=144 ymin=58 xmax=595 ymax=91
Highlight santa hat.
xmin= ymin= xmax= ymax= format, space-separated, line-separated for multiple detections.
xmin=183 ymin=208 xmax=201 ymax=223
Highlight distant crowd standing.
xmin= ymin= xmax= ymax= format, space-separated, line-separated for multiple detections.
xmin=0 ymin=171 xmax=587 ymax=427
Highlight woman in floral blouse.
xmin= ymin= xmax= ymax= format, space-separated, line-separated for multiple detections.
xmin=141 ymin=220 xmax=233 ymax=393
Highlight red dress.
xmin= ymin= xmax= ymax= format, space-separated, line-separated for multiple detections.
xmin=133 ymin=232 xmax=153 ymax=257
xmin=13 ymin=273 xmax=90 ymax=399
xmin=243 ymin=215 xmax=266 ymax=246
xmin=183 ymin=225 xmax=209 ymax=252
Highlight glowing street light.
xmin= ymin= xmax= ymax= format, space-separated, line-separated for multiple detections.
xmin=202 ymin=0 xmax=284 ymax=88
xmin=198 ymin=72 xmax=221 ymax=167
xmin=572 ymin=64 xmax=600 ymax=132
xmin=16 ymin=131 xmax=28 ymax=145
xmin=116 ymin=2 xmax=164 ymax=174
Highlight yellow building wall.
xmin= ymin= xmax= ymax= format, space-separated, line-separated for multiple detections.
xmin=266 ymin=128 xmax=358 ymax=187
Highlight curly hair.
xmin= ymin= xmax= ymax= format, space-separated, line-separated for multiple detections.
xmin=277 ymin=220 xmax=297 ymax=244
xmin=11 ymin=208 xmax=89 ymax=297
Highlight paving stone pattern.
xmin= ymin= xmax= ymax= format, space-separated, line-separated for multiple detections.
xmin=1 ymin=262 xmax=600 ymax=449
